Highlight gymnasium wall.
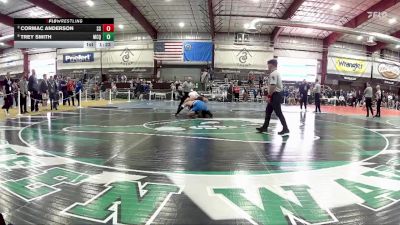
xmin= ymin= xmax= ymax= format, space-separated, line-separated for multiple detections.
xmin=0 ymin=49 xmax=23 ymax=76
xmin=0 ymin=32 xmax=399 ymax=87
xmin=56 ymin=40 xmax=154 ymax=77
xmin=160 ymin=66 xmax=202 ymax=82
xmin=29 ymin=50 xmax=57 ymax=79
xmin=275 ymin=36 xmax=323 ymax=60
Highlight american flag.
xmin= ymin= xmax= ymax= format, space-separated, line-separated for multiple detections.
xmin=154 ymin=42 xmax=183 ymax=61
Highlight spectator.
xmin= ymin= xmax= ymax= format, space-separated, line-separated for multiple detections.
xmin=40 ymin=74 xmax=49 ymax=107
xmin=299 ymin=79 xmax=310 ymax=111
xmin=111 ymin=81 xmax=117 ymax=99
xmin=19 ymin=74 xmax=28 ymax=114
xmin=388 ymin=93 xmax=394 ymax=108
xmin=100 ymin=82 xmax=106 ymax=99
xmin=233 ymin=84 xmax=240 ymax=102
xmin=92 ymin=82 xmax=99 ymax=100
xmin=28 ymin=69 xmax=39 ymax=112
xmin=338 ymin=94 xmax=346 ymax=106
xmin=48 ymin=76 xmax=58 ymax=110
xmin=12 ymin=80 xmax=18 ymax=107
xmin=243 ymin=88 xmax=249 ymax=102
xmin=170 ymin=82 xmax=177 ymax=100
xmin=351 ymin=90 xmax=357 ymax=107
xmin=2 ymin=72 xmax=13 ymax=114
xmin=66 ymin=77 xmax=75 ymax=106
xmin=59 ymin=77 xmax=68 ymax=105
xmin=227 ymin=82 xmax=233 ymax=102
xmin=201 ymin=69 xmax=209 ymax=91
xmin=75 ymin=80 xmax=83 ymax=106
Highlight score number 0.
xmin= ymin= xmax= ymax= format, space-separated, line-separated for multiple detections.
xmin=102 ymin=24 xmax=114 ymax=32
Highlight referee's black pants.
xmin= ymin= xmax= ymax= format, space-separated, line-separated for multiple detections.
xmin=365 ymin=97 xmax=373 ymax=117
xmin=376 ymin=99 xmax=382 ymax=117
xmin=300 ymin=93 xmax=308 ymax=109
xmin=176 ymin=92 xmax=189 ymax=115
xmin=262 ymin=92 xmax=289 ymax=130
xmin=315 ymin=93 xmax=321 ymax=112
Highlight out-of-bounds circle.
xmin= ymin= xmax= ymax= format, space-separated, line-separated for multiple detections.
xmin=19 ymin=111 xmax=387 ymax=175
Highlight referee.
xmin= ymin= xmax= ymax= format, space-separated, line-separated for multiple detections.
xmin=175 ymin=77 xmax=194 ymax=116
xmin=257 ymin=59 xmax=289 ymax=135
xmin=364 ymin=82 xmax=374 ymax=117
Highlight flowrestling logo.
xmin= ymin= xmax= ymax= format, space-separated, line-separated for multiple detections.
xmin=63 ymin=53 xmax=94 ymax=63
xmin=334 ymin=58 xmax=367 ymax=74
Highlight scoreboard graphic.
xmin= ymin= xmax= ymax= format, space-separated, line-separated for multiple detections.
xmin=14 ymin=18 xmax=114 ymax=49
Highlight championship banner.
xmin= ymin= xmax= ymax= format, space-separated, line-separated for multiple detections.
xmin=215 ymin=45 xmax=273 ymax=70
xmin=373 ymin=58 xmax=400 ymax=82
xmin=327 ymin=57 xmax=371 ymax=77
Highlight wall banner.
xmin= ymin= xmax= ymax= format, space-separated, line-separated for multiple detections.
xmin=101 ymin=47 xmax=154 ymax=69
xmin=334 ymin=58 xmax=367 ymax=74
xmin=327 ymin=57 xmax=371 ymax=77
xmin=102 ymin=67 xmax=154 ymax=75
xmin=214 ymin=68 xmax=267 ymax=76
xmin=63 ymin=53 xmax=94 ymax=63
xmin=373 ymin=61 xmax=400 ymax=82
xmin=377 ymin=63 xmax=399 ymax=80
xmin=215 ymin=45 xmax=273 ymax=70
xmin=57 ymin=43 xmax=154 ymax=71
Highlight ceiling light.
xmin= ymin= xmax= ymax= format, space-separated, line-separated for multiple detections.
xmin=0 ymin=42 xmax=4 ymax=46
xmin=179 ymin=22 xmax=185 ymax=28
xmin=389 ymin=18 xmax=397 ymax=24
xmin=243 ymin=23 xmax=249 ymax=29
xmin=86 ymin=0 xmax=94 ymax=7
xmin=30 ymin=11 xmax=39 ymax=17
xmin=118 ymin=24 xmax=124 ymax=29
xmin=331 ymin=4 xmax=340 ymax=11
xmin=396 ymin=45 xmax=400 ymax=49
xmin=252 ymin=0 xmax=260 ymax=2
xmin=357 ymin=35 xmax=363 ymax=40
xmin=363 ymin=36 xmax=376 ymax=46
xmin=0 ymin=0 xmax=7 ymax=3
xmin=292 ymin=40 xmax=298 ymax=44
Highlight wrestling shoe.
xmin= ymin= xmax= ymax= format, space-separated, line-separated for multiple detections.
xmin=256 ymin=127 xmax=268 ymax=133
xmin=278 ymin=129 xmax=290 ymax=136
